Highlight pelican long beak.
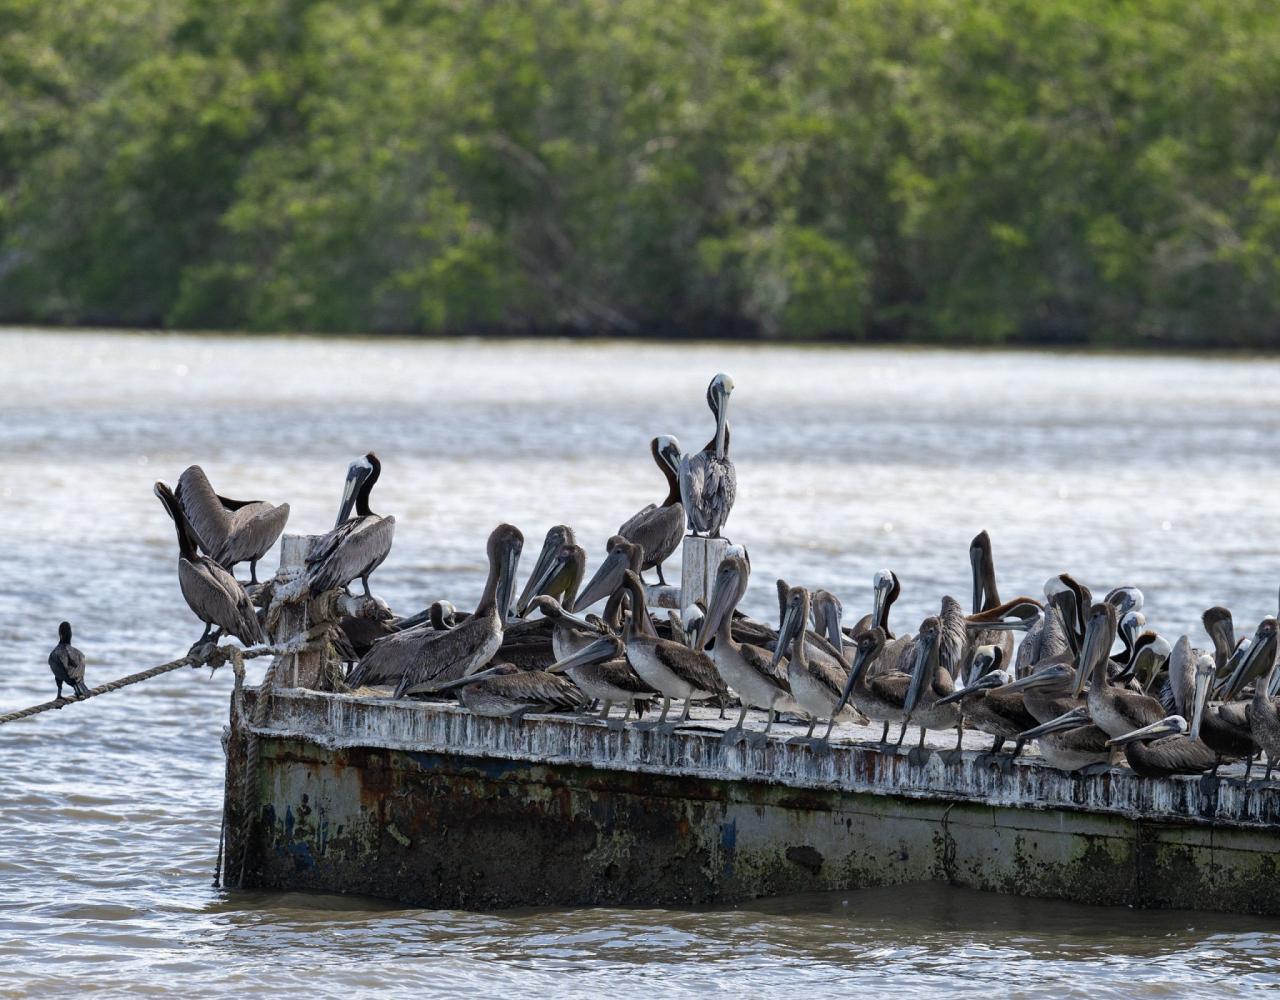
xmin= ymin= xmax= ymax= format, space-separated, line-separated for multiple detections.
xmin=903 ymin=631 xmax=937 ymax=719
xmin=970 ymin=545 xmax=984 ymax=615
xmin=335 ymin=461 xmax=369 ymax=528
xmin=547 ymin=636 xmax=618 ymax=675
xmin=831 ymin=643 xmax=874 ymax=718
xmin=573 ymin=549 xmax=629 ymax=613
xmin=1018 ymin=707 xmax=1090 ymax=742
xmin=1073 ymin=614 xmax=1110 ymax=698
xmin=1106 ymin=716 xmax=1184 ymax=748
xmin=1189 ymin=667 xmax=1213 ymax=742
xmin=496 ymin=537 xmax=522 ymax=623
xmin=713 ymin=382 xmax=730 ymax=459
xmin=871 ymin=572 xmax=894 ymax=631
xmin=433 ymin=665 xmax=508 ymax=694
xmin=697 ymin=564 xmax=740 ymax=652
xmin=516 ymin=542 xmax=568 ymax=617
xmin=938 ymin=670 xmax=1002 ymax=705
xmin=770 ymin=602 xmax=802 ymax=671
xmin=1219 ymin=627 xmax=1274 ymax=700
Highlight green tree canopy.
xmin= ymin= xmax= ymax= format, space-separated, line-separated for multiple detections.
xmin=3 ymin=0 xmax=1280 ymax=346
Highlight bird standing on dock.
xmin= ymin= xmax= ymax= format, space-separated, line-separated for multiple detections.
xmin=828 ymin=626 xmax=912 ymax=744
xmin=696 ymin=553 xmax=795 ymax=744
xmin=900 ymin=615 xmax=963 ymax=755
xmin=546 ymin=634 xmax=657 ymax=722
xmin=617 ymin=569 xmax=727 ymax=729
xmin=48 ymin=622 xmax=90 ymax=702
xmin=306 ymin=453 xmax=396 ymax=598
xmin=773 ymin=586 xmax=858 ymax=748
xmin=680 ymin=374 xmax=736 ymax=538
xmin=937 ymin=647 xmax=1038 ymax=754
xmin=618 ymin=436 xmax=685 ymax=586
xmin=155 ymin=481 xmax=267 ymax=649
xmin=174 ymin=465 xmax=290 ymax=585
xmin=1073 ymin=602 xmax=1165 ymax=739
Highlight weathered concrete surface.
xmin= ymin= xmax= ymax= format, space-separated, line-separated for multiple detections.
xmin=224 ymin=690 xmax=1280 ymax=914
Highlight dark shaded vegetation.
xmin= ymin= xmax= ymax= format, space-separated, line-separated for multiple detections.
xmin=3 ymin=0 xmax=1280 ymax=346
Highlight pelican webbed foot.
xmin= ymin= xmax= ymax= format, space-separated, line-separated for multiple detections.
xmin=605 ymin=717 xmax=626 ymax=733
xmin=720 ymin=726 xmax=747 ymax=748
xmin=1077 ymin=763 xmax=1114 ymax=778
xmin=939 ymin=749 xmax=965 ymax=767
xmin=907 ymin=746 xmax=934 ymax=768
xmin=1197 ymin=773 xmax=1221 ymax=799
xmin=743 ymin=730 xmax=769 ymax=750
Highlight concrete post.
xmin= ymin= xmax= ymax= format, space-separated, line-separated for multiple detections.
xmin=679 ymin=536 xmax=729 ymax=612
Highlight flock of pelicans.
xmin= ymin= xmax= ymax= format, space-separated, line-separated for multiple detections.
xmin=44 ymin=373 xmax=1280 ymax=782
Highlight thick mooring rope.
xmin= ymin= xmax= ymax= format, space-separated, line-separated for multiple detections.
xmin=0 ymin=628 xmax=323 ymax=728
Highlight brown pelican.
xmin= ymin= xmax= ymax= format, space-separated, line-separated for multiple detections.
xmin=573 ymin=537 xmax=643 ymax=612
xmin=773 ymin=586 xmax=857 ymax=747
xmin=1044 ymin=574 xmax=1091 ymax=655
xmin=436 ymin=663 xmax=584 ymax=718
xmin=1202 ymin=606 xmax=1235 ymax=671
xmin=306 ymin=454 xmax=396 ymax=598
xmin=1245 ymin=621 xmax=1280 ymax=779
xmin=174 ymin=465 xmax=290 ymax=584
xmin=515 ymin=526 xmax=581 ymax=617
xmin=967 ymin=531 xmax=1018 ymax=667
xmin=347 ymin=524 xmax=523 ymax=695
xmin=1106 ymin=715 xmax=1217 ymax=778
xmin=901 ymin=615 xmax=963 ymax=759
xmin=1073 ymin=602 xmax=1164 ymax=739
xmin=679 ymin=373 xmax=736 ymax=538
xmin=617 ymin=570 xmax=727 ymax=730
xmin=48 ymin=622 xmax=89 ymax=702
xmin=1127 ymin=632 xmax=1172 ymax=694
xmin=828 ymin=626 xmax=911 ymax=744
xmin=547 ymin=634 xmax=657 ymax=722
xmin=1218 ymin=617 xmax=1276 ymax=701
xmin=618 ymin=436 xmax=684 ymax=585
xmin=1012 ymin=604 xmax=1070 ymax=677
xmin=1186 ymin=648 xmax=1256 ymax=775
xmin=696 ymin=553 xmax=795 ymax=745
xmin=154 ymin=481 xmax=266 ymax=649
xmin=527 ymin=595 xmax=606 ymax=664
xmin=937 ymin=647 xmax=1038 ymax=754
xmin=1015 ymin=705 xmax=1116 ymax=772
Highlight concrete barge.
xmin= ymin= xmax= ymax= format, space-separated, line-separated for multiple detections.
xmin=222 ymin=687 xmax=1280 ymax=915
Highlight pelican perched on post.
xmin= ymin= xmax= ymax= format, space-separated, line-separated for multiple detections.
xmin=306 ymin=453 xmax=396 ymax=598
xmin=175 ymin=465 xmax=290 ymax=584
xmin=680 ymin=373 xmax=736 ymax=538
xmin=347 ymin=524 xmax=523 ymax=695
xmin=696 ymin=553 xmax=795 ymax=745
xmin=618 ymin=436 xmax=685 ymax=585
xmin=154 ymin=481 xmax=266 ymax=649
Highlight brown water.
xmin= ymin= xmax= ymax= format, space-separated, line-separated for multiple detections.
xmin=3 ymin=328 xmax=1280 ymax=995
